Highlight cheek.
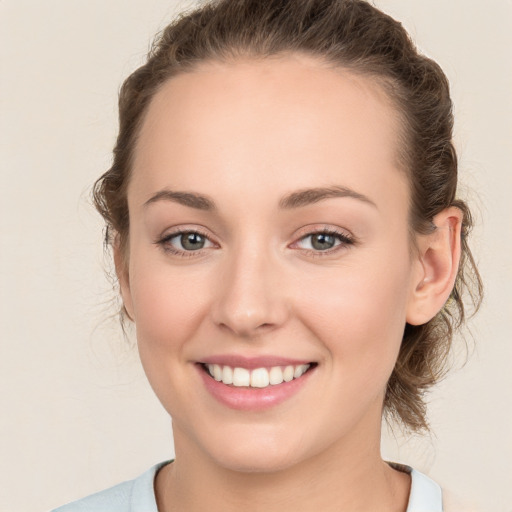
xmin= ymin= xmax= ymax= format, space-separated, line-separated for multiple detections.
xmin=297 ymin=254 xmax=412 ymax=381
xmin=128 ymin=253 xmax=212 ymax=355
xmin=127 ymin=254 xmax=215 ymax=416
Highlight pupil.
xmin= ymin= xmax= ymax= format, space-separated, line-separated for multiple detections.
xmin=312 ymin=233 xmax=335 ymax=250
xmin=182 ymin=233 xmax=205 ymax=250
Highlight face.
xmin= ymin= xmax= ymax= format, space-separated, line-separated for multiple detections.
xmin=120 ymin=54 xmax=423 ymax=472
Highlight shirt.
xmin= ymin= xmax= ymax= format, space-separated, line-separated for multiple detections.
xmin=50 ymin=460 xmax=443 ymax=512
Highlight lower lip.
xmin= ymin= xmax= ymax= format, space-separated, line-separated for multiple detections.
xmin=197 ymin=365 xmax=315 ymax=411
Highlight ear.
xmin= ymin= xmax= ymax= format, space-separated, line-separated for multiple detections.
xmin=406 ymin=207 xmax=463 ymax=326
xmin=113 ymin=236 xmax=135 ymax=321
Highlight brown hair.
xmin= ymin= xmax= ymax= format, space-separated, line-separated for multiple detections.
xmin=93 ymin=0 xmax=482 ymax=432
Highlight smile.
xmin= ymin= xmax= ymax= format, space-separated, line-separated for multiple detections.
xmin=197 ymin=358 xmax=317 ymax=410
xmin=204 ymin=363 xmax=311 ymax=388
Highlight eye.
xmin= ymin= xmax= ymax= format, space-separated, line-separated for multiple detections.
xmin=157 ymin=229 xmax=215 ymax=256
xmin=294 ymin=228 xmax=355 ymax=254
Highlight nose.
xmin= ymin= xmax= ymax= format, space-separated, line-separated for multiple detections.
xmin=210 ymin=243 xmax=289 ymax=339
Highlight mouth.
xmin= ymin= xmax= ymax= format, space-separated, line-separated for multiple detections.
xmin=200 ymin=362 xmax=316 ymax=389
xmin=196 ymin=355 xmax=318 ymax=410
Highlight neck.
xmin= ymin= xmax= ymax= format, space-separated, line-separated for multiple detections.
xmin=156 ymin=420 xmax=410 ymax=512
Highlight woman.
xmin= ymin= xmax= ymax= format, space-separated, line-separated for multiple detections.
xmin=52 ymin=0 xmax=482 ymax=510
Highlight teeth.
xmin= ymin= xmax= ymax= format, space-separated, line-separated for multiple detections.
xmin=269 ymin=366 xmax=284 ymax=385
xmin=233 ymin=367 xmax=250 ymax=387
xmin=283 ymin=365 xmax=294 ymax=382
xmin=294 ymin=364 xmax=309 ymax=378
xmin=222 ymin=365 xmax=233 ymax=385
xmin=250 ymin=368 xmax=270 ymax=388
xmin=213 ymin=364 xmax=222 ymax=381
xmin=206 ymin=363 xmax=311 ymax=388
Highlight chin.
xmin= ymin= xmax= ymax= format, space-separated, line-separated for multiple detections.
xmin=196 ymin=424 xmax=307 ymax=474
xmin=213 ymin=448 xmax=302 ymax=474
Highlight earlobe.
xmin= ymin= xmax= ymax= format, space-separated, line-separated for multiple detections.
xmin=406 ymin=207 xmax=463 ymax=326
xmin=113 ymin=237 xmax=135 ymax=321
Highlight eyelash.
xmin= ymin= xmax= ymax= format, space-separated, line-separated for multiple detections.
xmin=293 ymin=228 xmax=355 ymax=258
xmin=155 ymin=227 xmax=355 ymax=258
xmin=156 ymin=228 xmax=215 ymax=258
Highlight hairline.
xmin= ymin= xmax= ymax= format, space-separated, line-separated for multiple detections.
xmin=119 ymin=51 xmax=419 ymax=260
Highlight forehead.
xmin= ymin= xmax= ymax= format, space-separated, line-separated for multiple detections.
xmin=131 ymin=54 xmax=408 ymax=211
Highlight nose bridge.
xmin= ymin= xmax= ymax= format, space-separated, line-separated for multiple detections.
xmin=211 ymin=235 xmax=287 ymax=337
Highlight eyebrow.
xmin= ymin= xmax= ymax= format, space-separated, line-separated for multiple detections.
xmin=143 ymin=185 xmax=377 ymax=211
xmin=279 ymin=185 xmax=377 ymax=209
xmin=144 ymin=189 xmax=216 ymax=211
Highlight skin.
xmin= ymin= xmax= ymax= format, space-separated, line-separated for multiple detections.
xmin=117 ymin=53 xmax=462 ymax=512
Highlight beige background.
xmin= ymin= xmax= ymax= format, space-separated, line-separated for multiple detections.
xmin=1 ymin=1 xmax=511 ymax=510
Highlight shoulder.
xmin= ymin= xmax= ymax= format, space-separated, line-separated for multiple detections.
xmin=390 ymin=462 xmax=482 ymax=512
xmin=388 ymin=462 xmax=443 ymax=511
xmin=50 ymin=479 xmax=133 ymax=512
xmin=49 ymin=461 xmax=170 ymax=512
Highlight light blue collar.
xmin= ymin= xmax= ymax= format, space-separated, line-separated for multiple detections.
xmin=132 ymin=461 xmax=443 ymax=512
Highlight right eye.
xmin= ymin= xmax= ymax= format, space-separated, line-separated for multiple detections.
xmin=157 ymin=229 xmax=215 ymax=256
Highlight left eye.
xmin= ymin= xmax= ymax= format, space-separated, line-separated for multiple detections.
xmin=296 ymin=231 xmax=351 ymax=251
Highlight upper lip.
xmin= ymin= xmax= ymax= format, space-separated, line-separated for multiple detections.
xmin=199 ymin=355 xmax=314 ymax=369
